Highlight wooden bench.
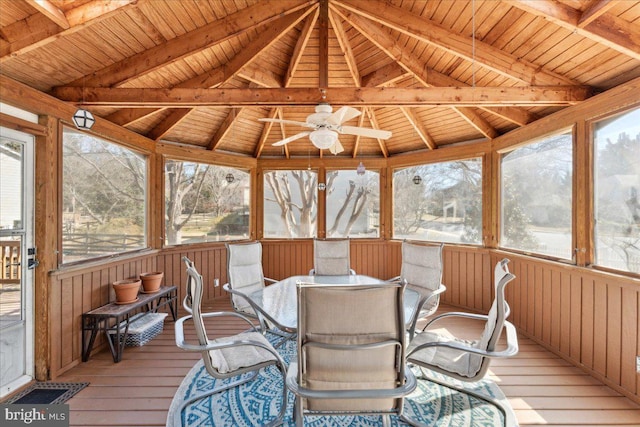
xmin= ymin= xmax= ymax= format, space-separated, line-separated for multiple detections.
xmin=81 ymin=285 xmax=178 ymax=362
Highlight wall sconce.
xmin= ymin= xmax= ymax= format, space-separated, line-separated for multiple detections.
xmin=318 ymin=183 xmax=326 ymax=191
xmin=356 ymin=161 xmax=365 ymax=176
xmin=412 ymin=175 xmax=422 ymax=185
xmin=72 ymin=109 xmax=95 ymax=130
xmin=225 ymin=173 xmax=235 ymax=183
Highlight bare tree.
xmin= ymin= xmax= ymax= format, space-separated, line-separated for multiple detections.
xmin=264 ymin=170 xmax=317 ymax=237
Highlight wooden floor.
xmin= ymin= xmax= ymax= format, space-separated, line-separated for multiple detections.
xmin=54 ymin=298 xmax=640 ymax=427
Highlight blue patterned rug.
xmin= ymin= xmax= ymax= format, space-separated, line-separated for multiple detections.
xmin=167 ymin=333 xmax=515 ymax=426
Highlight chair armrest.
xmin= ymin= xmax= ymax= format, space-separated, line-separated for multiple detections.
xmin=408 ymin=321 xmax=519 ymax=360
xmin=349 ymin=269 xmax=357 ymax=275
xmin=286 ymin=362 xmax=416 ymax=399
xmin=422 ymin=310 xmax=489 ymax=330
xmin=265 ymin=277 xmax=277 ymax=285
xmin=386 ymin=275 xmax=401 ymax=283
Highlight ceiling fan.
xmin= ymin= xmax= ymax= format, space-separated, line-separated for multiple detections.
xmin=259 ymin=103 xmax=392 ymax=154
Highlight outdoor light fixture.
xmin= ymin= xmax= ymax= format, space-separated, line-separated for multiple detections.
xmin=356 ymin=161 xmax=366 ymax=176
xmin=225 ymin=173 xmax=235 ymax=183
xmin=309 ymin=128 xmax=338 ymax=150
xmin=413 ymin=175 xmax=422 ymax=185
xmin=318 ymin=183 xmax=326 ymax=191
xmin=72 ymin=109 xmax=95 ymax=130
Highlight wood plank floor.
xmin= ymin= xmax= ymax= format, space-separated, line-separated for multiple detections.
xmin=54 ymin=299 xmax=640 ymax=427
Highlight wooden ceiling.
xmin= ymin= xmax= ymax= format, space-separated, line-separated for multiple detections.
xmin=1 ymin=0 xmax=639 ymax=159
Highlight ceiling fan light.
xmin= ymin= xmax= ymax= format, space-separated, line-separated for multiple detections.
xmin=309 ymin=128 xmax=338 ymax=150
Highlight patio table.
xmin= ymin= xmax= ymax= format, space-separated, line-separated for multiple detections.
xmin=224 ymin=275 xmax=419 ymax=333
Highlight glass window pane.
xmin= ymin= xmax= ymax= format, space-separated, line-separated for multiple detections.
xmin=500 ymin=132 xmax=573 ymax=259
xmin=165 ymin=161 xmax=249 ymax=245
xmin=264 ymin=170 xmax=317 ymax=238
xmin=62 ymin=127 xmax=147 ymax=263
xmin=593 ymin=108 xmax=640 ymax=274
xmin=0 ymin=139 xmax=23 ymax=230
xmin=326 ymin=169 xmax=380 ymax=238
xmin=393 ymin=159 xmax=482 ymax=244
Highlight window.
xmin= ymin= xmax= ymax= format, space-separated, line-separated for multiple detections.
xmin=263 ymin=170 xmax=317 ymax=238
xmin=593 ymin=108 xmax=640 ymax=274
xmin=325 ymin=169 xmax=379 ymax=238
xmin=500 ymin=131 xmax=573 ymax=259
xmin=393 ymin=159 xmax=482 ymax=244
xmin=62 ymin=127 xmax=146 ymax=263
xmin=165 ymin=161 xmax=249 ymax=245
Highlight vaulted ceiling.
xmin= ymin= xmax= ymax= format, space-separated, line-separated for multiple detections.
xmin=1 ymin=0 xmax=639 ymax=159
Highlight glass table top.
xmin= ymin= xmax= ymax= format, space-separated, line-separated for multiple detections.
xmin=245 ymin=275 xmax=420 ymax=332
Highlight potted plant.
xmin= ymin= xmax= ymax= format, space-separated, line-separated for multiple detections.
xmin=140 ymin=272 xmax=164 ymax=293
xmin=112 ymin=279 xmax=141 ymax=304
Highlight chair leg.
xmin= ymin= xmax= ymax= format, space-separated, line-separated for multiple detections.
xmin=414 ymin=369 xmax=516 ymax=427
xmin=294 ymin=396 xmax=304 ymax=427
xmin=262 ymin=361 xmax=289 ymax=427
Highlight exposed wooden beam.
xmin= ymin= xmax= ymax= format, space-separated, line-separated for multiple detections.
xmin=105 ymin=108 xmax=165 ymax=127
xmin=361 ymin=62 xmax=410 ymax=88
xmin=351 ymin=110 xmax=366 ymax=158
xmin=285 ymin=8 xmax=319 ymax=87
xmin=329 ymin=10 xmax=360 ymax=86
xmin=255 ymin=108 xmax=280 ymax=158
xmin=335 ymin=0 xmax=576 ymax=85
xmin=207 ymin=108 xmax=242 ymax=151
xmin=578 ymin=0 xmax=619 ymax=27
xmin=54 ymin=86 xmax=592 ymax=107
xmin=455 ymin=106 xmax=498 ymax=139
xmin=334 ymin=7 xmax=500 ymax=138
xmin=24 ymin=0 xmax=70 ymax=29
xmin=399 ymin=107 xmax=437 ymax=150
xmin=146 ymin=109 xmax=191 ymax=141
xmin=239 ymin=64 xmax=283 ymax=88
xmin=116 ymin=9 xmax=310 ymax=134
xmin=64 ymin=0 xmax=313 ymax=88
xmin=506 ymin=0 xmax=640 ymax=60
xmin=363 ymin=108 xmax=388 ymax=157
xmin=318 ymin=0 xmax=329 ymax=89
xmin=0 ymin=0 xmax=140 ymax=62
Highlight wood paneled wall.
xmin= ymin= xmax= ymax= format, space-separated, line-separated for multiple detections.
xmin=47 ymin=241 xmax=639 ymax=404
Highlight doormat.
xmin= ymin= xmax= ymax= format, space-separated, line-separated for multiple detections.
xmin=5 ymin=382 xmax=88 ymax=404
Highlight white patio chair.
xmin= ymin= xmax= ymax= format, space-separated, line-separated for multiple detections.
xmin=389 ymin=241 xmax=446 ymax=340
xmin=286 ymin=281 xmax=418 ymax=427
xmin=171 ymin=258 xmax=287 ymax=427
xmin=309 ymin=238 xmax=356 ymax=275
xmin=405 ymin=258 xmax=519 ymax=427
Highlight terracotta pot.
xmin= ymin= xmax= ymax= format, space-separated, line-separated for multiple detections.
xmin=112 ymin=279 xmax=141 ymax=304
xmin=140 ymin=271 xmax=164 ymax=293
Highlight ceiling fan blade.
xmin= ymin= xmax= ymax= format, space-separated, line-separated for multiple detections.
xmin=259 ymin=118 xmax=315 ymax=129
xmin=340 ymin=125 xmax=392 ymax=140
xmin=272 ymin=131 xmax=311 ymax=146
xmin=326 ymin=106 xmax=361 ymax=126
xmin=328 ymin=140 xmax=345 ymax=155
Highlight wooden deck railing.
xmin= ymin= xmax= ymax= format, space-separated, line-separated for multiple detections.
xmin=1 ymin=240 xmax=20 ymax=285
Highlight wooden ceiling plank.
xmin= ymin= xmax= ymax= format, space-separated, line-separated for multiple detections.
xmin=364 ymin=107 xmax=389 ymax=158
xmin=328 ymin=9 xmax=361 ymax=86
xmin=66 ymin=0 xmax=313 ymax=88
xmin=255 ymin=107 xmax=279 ymax=158
xmin=55 ymin=86 xmax=592 ymax=107
xmin=0 ymin=0 xmax=139 ymax=63
xmin=335 ymin=0 xmax=576 ymax=85
xmin=24 ymin=0 xmax=70 ymax=29
xmin=104 ymin=107 xmax=165 ymax=126
xmin=318 ymin=0 xmax=329 ymax=88
xmin=238 ymin=64 xmax=283 ymax=88
xmin=400 ymin=107 xmax=436 ymax=150
xmin=285 ymin=7 xmax=319 ymax=87
xmin=207 ymin=108 xmax=242 ymax=150
xmin=506 ymin=0 xmax=640 ymax=61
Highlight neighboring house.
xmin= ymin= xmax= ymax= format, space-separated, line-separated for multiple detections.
xmin=0 ymin=143 xmax=21 ymax=230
